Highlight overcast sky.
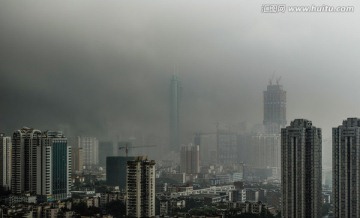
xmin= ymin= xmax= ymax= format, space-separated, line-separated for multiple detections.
xmin=1 ymin=0 xmax=360 ymax=166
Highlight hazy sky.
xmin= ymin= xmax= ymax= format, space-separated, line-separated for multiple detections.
xmin=1 ymin=1 xmax=360 ymax=165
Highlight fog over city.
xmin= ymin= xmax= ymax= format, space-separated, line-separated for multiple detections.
xmin=1 ymin=1 xmax=360 ymax=168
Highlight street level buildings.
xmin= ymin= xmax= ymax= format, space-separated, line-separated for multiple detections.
xmin=281 ymin=119 xmax=322 ymax=218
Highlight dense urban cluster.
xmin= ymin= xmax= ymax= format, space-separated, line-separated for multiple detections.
xmin=0 ymin=77 xmax=354 ymax=218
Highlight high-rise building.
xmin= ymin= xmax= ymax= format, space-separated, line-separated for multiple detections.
xmin=12 ymin=127 xmax=42 ymax=194
xmin=106 ymin=156 xmax=135 ymax=190
xmin=180 ymin=144 xmax=200 ymax=174
xmin=333 ymin=118 xmax=360 ymax=218
xmin=11 ymin=128 xmax=71 ymax=200
xmin=169 ymin=74 xmax=181 ymax=151
xmin=281 ymin=119 xmax=322 ymax=218
xmin=77 ymin=136 xmax=99 ymax=169
xmin=41 ymin=131 xmax=71 ymax=200
xmin=126 ymin=156 xmax=155 ymax=218
xmin=263 ymin=81 xmax=286 ymax=134
xmin=0 ymin=133 xmax=12 ymax=190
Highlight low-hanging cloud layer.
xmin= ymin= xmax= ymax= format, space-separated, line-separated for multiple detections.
xmin=1 ymin=0 xmax=360 ymax=165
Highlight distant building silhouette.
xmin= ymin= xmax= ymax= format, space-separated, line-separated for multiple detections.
xmin=77 ymin=136 xmax=99 ymax=169
xmin=333 ymin=118 xmax=360 ymax=217
xmin=169 ymin=74 xmax=181 ymax=151
xmin=281 ymin=119 xmax=322 ymax=218
xmin=180 ymin=144 xmax=200 ymax=174
xmin=263 ymin=81 xmax=286 ymax=134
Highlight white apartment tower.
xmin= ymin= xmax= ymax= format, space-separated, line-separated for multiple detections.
xmin=0 ymin=134 xmax=12 ymax=190
xmin=281 ymin=119 xmax=322 ymax=218
xmin=333 ymin=118 xmax=360 ymax=218
xmin=77 ymin=136 xmax=99 ymax=169
xmin=126 ymin=156 xmax=155 ymax=218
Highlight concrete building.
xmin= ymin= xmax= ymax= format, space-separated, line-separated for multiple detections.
xmin=11 ymin=127 xmax=42 ymax=194
xmin=333 ymin=118 xmax=360 ymax=218
xmin=106 ymin=156 xmax=135 ymax=190
xmin=169 ymin=74 xmax=181 ymax=151
xmin=126 ymin=156 xmax=155 ymax=218
xmin=77 ymin=136 xmax=99 ymax=169
xmin=180 ymin=144 xmax=200 ymax=174
xmin=263 ymin=80 xmax=286 ymax=134
xmin=281 ymin=119 xmax=322 ymax=218
xmin=0 ymin=134 xmax=12 ymax=190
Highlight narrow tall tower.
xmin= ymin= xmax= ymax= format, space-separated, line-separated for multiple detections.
xmin=333 ymin=118 xmax=360 ymax=218
xmin=281 ymin=119 xmax=322 ymax=218
xmin=263 ymin=80 xmax=286 ymax=134
xmin=169 ymin=74 xmax=181 ymax=151
xmin=0 ymin=133 xmax=12 ymax=190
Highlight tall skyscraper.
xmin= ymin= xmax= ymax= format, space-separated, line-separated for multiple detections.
xmin=77 ymin=136 xmax=99 ymax=169
xmin=169 ymin=74 xmax=181 ymax=151
xmin=180 ymin=144 xmax=200 ymax=174
xmin=0 ymin=133 xmax=12 ymax=190
xmin=281 ymin=119 xmax=322 ymax=218
xmin=263 ymin=80 xmax=286 ymax=134
xmin=11 ymin=127 xmax=42 ymax=194
xmin=126 ymin=156 xmax=155 ymax=218
xmin=333 ymin=118 xmax=360 ymax=218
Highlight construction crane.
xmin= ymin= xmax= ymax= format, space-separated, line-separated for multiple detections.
xmin=118 ymin=144 xmax=157 ymax=157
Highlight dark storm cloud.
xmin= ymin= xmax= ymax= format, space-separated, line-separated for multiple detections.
xmin=1 ymin=1 xmax=360 ymax=166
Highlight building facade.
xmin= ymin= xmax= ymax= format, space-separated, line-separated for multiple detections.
xmin=126 ymin=156 xmax=155 ymax=217
xmin=0 ymin=134 xmax=12 ymax=190
xmin=180 ymin=144 xmax=200 ymax=174
xmin=281 ymin=119 xmax=322 ymax=218
xmin=333 ymin=118 xmax=360 ymax=218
